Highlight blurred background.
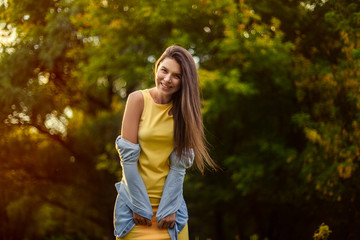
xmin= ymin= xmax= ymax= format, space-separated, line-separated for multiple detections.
xmin=0 ymin=0 xmax=359 ymax=239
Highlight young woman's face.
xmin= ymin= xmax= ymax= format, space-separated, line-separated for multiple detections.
xmin=155 ymin=58 xmax=181 ymax=96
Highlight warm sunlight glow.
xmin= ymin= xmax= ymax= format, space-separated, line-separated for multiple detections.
xmin=64 ymin=106 xmax=73 ymax=119
xmin=0 ymin=0 xmax=8 ymax=8
xmin=44 ymin=113 xmax=68 ymax=136
xmin=0 ymin=21 xmax=17 ymax=54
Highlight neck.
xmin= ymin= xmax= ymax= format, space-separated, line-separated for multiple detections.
xmin=151 ymin=88 xmax=172 ymax=104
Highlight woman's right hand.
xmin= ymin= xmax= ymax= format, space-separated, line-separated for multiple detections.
xmin=133 ymin=211 xmax=152 ymax=226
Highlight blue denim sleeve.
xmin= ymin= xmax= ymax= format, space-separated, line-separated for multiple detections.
xmin=115 ymin=136 xmax=153 ymax=220
xmin=156 ymin=149 xmax=194 ymax=239
xmin=113 ymin=190 xmax=135 ymax=238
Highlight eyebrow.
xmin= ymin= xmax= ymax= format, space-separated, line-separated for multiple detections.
xmin=161 ymin=66 xmax=181 ymax=76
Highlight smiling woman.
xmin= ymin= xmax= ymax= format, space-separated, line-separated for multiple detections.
xmin=155 ymin=58 xmax=182 ymax=99
xmin=113 ymin=45 xmax=218 ymax=240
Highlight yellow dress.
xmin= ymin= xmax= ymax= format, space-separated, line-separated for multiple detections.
xmin=118 ymin=89 xmax=189 ymax=240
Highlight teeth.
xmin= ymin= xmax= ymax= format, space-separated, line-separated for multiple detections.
xmin=161 ymin=82 xmax=171 ymax=88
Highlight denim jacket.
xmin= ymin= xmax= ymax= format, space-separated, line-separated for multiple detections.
xmin=113 ymin=136 xmax=194 ymax=240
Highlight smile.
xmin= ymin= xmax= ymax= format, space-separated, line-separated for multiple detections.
xmin=161 ymin=82 xmax=172 ymax=89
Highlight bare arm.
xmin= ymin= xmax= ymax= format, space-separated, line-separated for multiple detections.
xmin=121 ymin=90 xmax=143 ymax=144
xmin=121 ymin=91 xmax=151 ymax=226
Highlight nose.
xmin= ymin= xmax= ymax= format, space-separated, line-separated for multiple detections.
xmin=164 ymin=74 xmax=171 ymax=82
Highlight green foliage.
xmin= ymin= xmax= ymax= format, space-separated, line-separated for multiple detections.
xmin=293 ymin=0 xmax=360 ymax=203
xmin=313 ymin=223 xmax=332 ymax=240
xmin=1 ymin=0 xmax=360 ymax=239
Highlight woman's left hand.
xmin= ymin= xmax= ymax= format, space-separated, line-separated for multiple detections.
xmin=158 ymin=213 xmax=176 ymax=229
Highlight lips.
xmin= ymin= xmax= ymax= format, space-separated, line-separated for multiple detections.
xmin=161 ymin=82 xmax=172 ymax=89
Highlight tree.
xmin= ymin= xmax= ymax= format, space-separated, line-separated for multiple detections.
xmin=1 ymin=0 xmax=360 ymax=239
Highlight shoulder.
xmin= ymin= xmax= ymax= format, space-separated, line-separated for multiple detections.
xmin=128 ymin=90 xmax=144 ymax=103
xmin=126 ymin=90 xmax=144 ymax=108
xmin=121 ymin=91 xmax=145 ymax=143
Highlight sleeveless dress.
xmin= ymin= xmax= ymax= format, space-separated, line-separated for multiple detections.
xmin=118 ymin=89 xmax=189 ymax=240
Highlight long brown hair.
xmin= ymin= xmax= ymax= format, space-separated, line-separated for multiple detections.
xmin=154 ymin=45 xmax=217 ymax=173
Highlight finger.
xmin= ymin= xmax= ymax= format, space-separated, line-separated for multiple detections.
xmin=170 ymin=221 xmax=175 ymax=229
xmin=165 ymin=219 xmax=170 ymax=229
xmin=141 ymin=217 xmax=149 ymax=226
xmin=146 ymin=219 xmax=152 ymax=226
xmin=158 ymin=220 xmax=163 ymax=229
xmin=139 ymin=217 xmax=146 ymax=225
xmin=133 ymin=213 xmax=139 ymax=225
xmin=162 ymin=223 xmax=168 ymax=229
xmin=163 ymin=220 xmax=169 ymax=229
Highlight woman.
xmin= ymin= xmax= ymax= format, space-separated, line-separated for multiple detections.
xmin=114 ymin=45 xmax=217 ymax=240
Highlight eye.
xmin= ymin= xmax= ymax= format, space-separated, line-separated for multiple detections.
xmin=161 ymin=68 xmax=168 ymax=73
xmin=175 ymin=74 xmax=181 ymax=79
